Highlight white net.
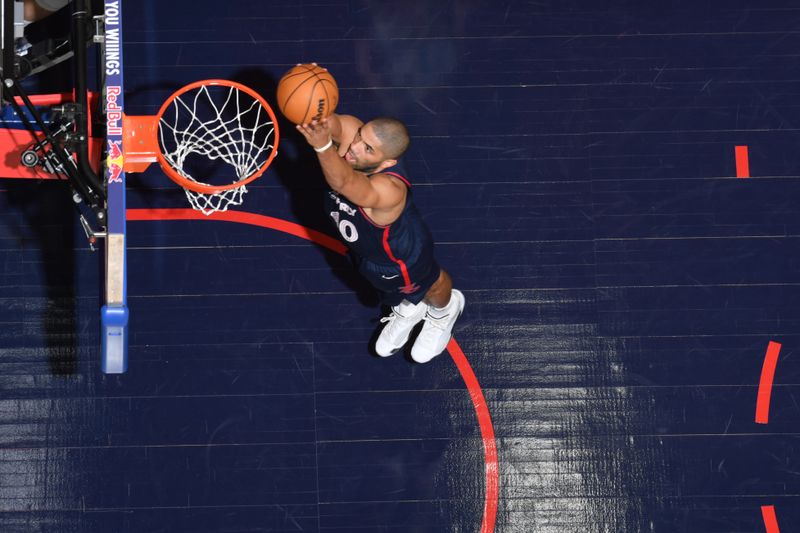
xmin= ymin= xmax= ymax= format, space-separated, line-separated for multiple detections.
xmin=184 ymin=183 xmax=248 ymax=215
xmin=158 ymin=83 xmax=277 ymax=215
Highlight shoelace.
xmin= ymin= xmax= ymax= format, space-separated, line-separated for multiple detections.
xmin=380 ymin=308 xmax=408 ymax=325
xmin=423 ymin=312 xmax=451 ymax=331
xmin=379 ymin=314 xmax=397 ymax=324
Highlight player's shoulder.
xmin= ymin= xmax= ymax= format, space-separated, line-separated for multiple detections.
xmin=368 ymin=171 xmax=409 ymax=202
xmin=332 ymin=114 xmax=363 ymax=143
xmin=372 ymin=160 xmax=410 ymax=188
xmin=326 ymin=113 xmax=360 ymax=146
xmin=334 ymin=114 xmax=363 ymax=129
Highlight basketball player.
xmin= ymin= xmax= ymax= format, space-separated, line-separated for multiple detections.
xmin=296 ymin=114 xmax=465 ymax=363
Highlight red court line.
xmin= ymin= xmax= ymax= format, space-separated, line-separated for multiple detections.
xmin=447 ymin=338 xmax=499 ymax=533
xmin=761 ymin=505 xmax=781 ymax=533
xmin=126 ymin=208 xmax=348 ymax=255
xmin=735 ymin=145 xmax=750 ymax=178
xmin=128 ymin=208 xmax=500 ymax=532
xmin=755 ymin=341 xmax=782 ymax=424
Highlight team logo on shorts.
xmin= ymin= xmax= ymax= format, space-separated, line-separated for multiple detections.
xmin=398 ymin=283 xmax=420 ymax=295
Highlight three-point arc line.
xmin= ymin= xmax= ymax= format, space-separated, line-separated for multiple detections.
xmin=755 ymin=341 xmax=781 ymax=425
xmin=762 ymin=505 xmax=781 ymax=533
xmin=754 ymin=341 xmax=782 ymax=533
xmin=127 ymin=207 xmax=499 ymax=533
xmin=735 ymin=145 xmax=750 ymax=178
xmin=735 ymin=147 xmax=782 ymax=531
xmin=447 ymin=337 xmax=499 ymax=533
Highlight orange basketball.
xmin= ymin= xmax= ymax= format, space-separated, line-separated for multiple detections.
xmin=276 ymin=63 xmax=339 ymax=125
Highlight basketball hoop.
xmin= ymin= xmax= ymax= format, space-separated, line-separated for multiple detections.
xmin=121 ymin=79 xmax=279 ymax=215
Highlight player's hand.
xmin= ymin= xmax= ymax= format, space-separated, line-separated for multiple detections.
xmin=296 ymin=118 xmax=333 ymax=151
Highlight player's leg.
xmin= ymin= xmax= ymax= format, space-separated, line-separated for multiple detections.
xmin=412 ymin=269 xmax=465 ymax=363
xmin=422 ymin=269 xmax=452 ymax=308
xmin=364 ymin=260 xmax=430 ymax=357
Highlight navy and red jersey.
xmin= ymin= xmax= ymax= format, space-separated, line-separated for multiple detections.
xmin=323 ymin=162 xmax=440 ymax=305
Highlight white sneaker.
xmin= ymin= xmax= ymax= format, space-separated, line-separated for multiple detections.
xmin=375 ymin=300 xmax=428 ymax=357
xmin=411 ymin=289 xmax=465 ymax=363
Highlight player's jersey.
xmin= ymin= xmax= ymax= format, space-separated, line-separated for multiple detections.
xmin=323 ymin=161 xmax=439 ymax=304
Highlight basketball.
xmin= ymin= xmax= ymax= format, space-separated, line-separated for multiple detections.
xmin=276 ymin=63 xmax=339 ymax=125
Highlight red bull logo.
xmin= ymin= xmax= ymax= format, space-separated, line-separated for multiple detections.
xmin=106 ymin=86 xmax=123 ymax=135
xmin=107 ymin=140 xmax=124 ymax=183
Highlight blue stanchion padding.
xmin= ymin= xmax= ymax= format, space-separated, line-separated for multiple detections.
xmin=101 ymin=305 xmax=128 ymax=374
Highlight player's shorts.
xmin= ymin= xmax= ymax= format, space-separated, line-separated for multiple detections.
xmin=354 ymin=252 xmax=441 ymax=307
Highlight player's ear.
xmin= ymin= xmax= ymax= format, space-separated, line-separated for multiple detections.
xmin=379 ymin=158 xmax=397 ymax=171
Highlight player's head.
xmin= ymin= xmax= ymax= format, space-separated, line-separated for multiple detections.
xmin=345 ymin=117 xmax=409 ymax=173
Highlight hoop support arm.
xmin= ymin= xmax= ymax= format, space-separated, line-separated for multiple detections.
xmin=121 ymin=114 xmax=158 ymax=173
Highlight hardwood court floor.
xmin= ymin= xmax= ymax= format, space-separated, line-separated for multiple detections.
xmin=0 ymin=1 xmax=799 ymax=531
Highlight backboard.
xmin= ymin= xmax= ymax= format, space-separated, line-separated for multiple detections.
xmin=0 ymin=0 xmax=128 ymax=373
xmin=2 ymin=1 xmax=274 ymax=374
xmin=100 ymin=0 xmax=127 ymax=373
